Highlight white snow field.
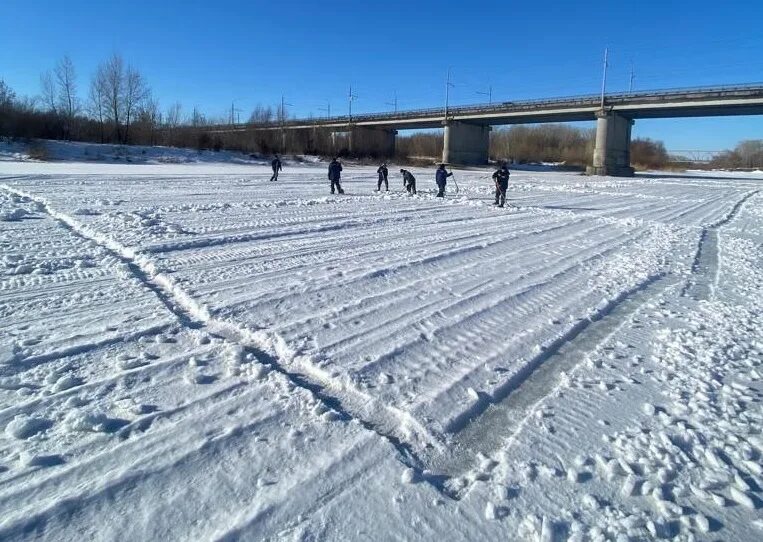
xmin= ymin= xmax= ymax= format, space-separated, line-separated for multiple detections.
xmin=0 ymin=151 xmax=762 ymax=541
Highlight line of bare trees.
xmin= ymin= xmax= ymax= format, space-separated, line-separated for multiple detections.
xmin=0 ymin=56 xmax=698 ymax=168
xmin=708 ymin=140 xmax=763 ymax=169
xmin=0 ymin=53 xmax=296 ymax=151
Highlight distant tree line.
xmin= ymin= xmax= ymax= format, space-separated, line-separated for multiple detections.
xmin=0 ymin=53 xmax=300 ymax=153
xmin=491 ymin=125 xmax=595 ymax=166
xmin=0 ymin=56 xmax=692 ymax=168
xmin=707 ymin=140 xmax=763 ymax=169
xmin=393 ymin=125 xmax=670 ymax=169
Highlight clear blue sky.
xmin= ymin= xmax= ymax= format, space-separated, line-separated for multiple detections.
xmin=1 ymin=0 xmax=761 ymax=150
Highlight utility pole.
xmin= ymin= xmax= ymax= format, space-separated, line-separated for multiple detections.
xmin=230 ymin=100 xmax=242 ymax=126
xmin=318 ymin=101 xmax=331 ymax=119
xmin=600 ymin=47 xmax=609 ymax=108
xmin=477 ymin=85 xmax=493 ymax=105
xmin=386 ymin=91 xmax=398 ymax=113
xmin=280 ymin=94 xmax=293 ymax=153
xmin=280 ymin=95 xmax=292 ymax=123
xmin=628 ymin=62 xmax=635 ymax=93
xmin=445 ymin=68 xmax=454 ymax=117
xmin=348 ymin=85 xmax=358 ymax=122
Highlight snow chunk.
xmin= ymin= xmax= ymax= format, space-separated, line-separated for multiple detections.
xmin=729 ymin=486 xmax=756 ymax=509
xmin=5 ymin=416 xmax=52 ymax=439
xmin=51 ymin=375 xmax=82 ymax=393
xmin=0 ymin=208 xmax=28 ymax=221
xmin=64 ymin=410 xmax=127 ymax=433
xmin=484 ymin=501 xmax=498 ymax=520
xmin=400 ymin=467 xmax=417 ymax=484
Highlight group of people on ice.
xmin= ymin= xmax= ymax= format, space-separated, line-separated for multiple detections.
xmin=270 ymin=155 xmax=511 ymax=207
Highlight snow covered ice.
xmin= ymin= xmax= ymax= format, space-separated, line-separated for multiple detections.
xmin=0 ymin=146 xmax=762 ymax=540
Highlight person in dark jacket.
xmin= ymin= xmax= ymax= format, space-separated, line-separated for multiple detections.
xmin=400 ymin=169 xmax=417 ymax=194
xmin=435 ymin=163 xmax=453 ymax=197
xmin=270 ymin=155 xmax=282 ymax=182
xmin=328 ymin=157 xmax=344 ymax=194
xmin=377 ymin=163 xmax=389 ymax=191
xmin=492 ymin=162 xmax=511 ymax=207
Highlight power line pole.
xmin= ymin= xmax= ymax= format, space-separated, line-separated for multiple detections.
xmin=600 ymin=47 xmax=609 ymax=108
xmin=230 ymin=101 xmax=242 ymax=126
xmin=477 ymin=85 xmax=492 ymax=104
xmin=445 ymin=68 xmax=454 ymax=117
xmin=348 ymin=85 xmax=358 ymax=121
xmin=386 ymin=91 xmax=398 ymax=113
xmin=628 ymin=62 xmax=635 ymax=93
xmin=280 ymin=94 xmax=293 ymax=152
xmin=318 ymin=101 xmax=331 ymax=119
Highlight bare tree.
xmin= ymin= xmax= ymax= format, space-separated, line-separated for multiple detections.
xmin=190 ymin=107 xmax=206 ymax=126
xmin=55 ymin=55 xmax=79 ymax=139
xmin=136 ymin=93 xmax=161 ymax=145
xmin=0 ymin=80 xmax=15 ymax=107
xmin=89 ymin=67 xmax=107 ymax=143
xmin=40 ymin=70 xmax=57 ymax=114
xmin=123 ymin=65 xmax=148 ymax=143
xmin=166 ymin=102 xmax=182 ymax=128
xmin=249 ymin=104 xmax=274 ymax=123
xmin=100 ymin=54 xmax=125 ymax=142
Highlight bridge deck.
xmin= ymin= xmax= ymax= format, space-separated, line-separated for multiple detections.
xmin=206 ymin=83 xmax=763 ymax=133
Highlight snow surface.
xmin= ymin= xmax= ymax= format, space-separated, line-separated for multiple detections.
xmin=0 ymin=147 xmax=762 ymax=541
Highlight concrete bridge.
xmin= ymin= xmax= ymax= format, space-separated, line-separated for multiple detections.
xmin=207 ymin=84 xmax=763 ymax=176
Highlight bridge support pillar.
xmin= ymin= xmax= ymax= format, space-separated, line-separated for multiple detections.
xmin=348 ymin=126 xmax=396 ymax=158
xmin=587 ymin=111 xmax=635 ymax=176
xmin=443 ymin=121 xmax=490 ymax=165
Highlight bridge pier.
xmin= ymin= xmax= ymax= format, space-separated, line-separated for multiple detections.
xmin=348 ymin=126 xmax=396 ymax=158
xmin=586 ymin=111 xmax=635 ymax=176
xmin=442 ymin=121 xmax=490 ymax=165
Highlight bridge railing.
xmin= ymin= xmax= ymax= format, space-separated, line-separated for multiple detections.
xmin=213 ymin=82 xmax=763 ymax=130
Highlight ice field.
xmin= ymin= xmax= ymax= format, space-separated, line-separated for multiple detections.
xmin=1 ymin=152 xmax=762 ymax=540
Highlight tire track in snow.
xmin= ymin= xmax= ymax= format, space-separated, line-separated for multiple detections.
xmin=0 ymin=185 xmax=446 ymax=476
xmin=682 ymin=190 xmax=759 ymax=301
xmin=430 ymin=273 xmax=680 ymax=499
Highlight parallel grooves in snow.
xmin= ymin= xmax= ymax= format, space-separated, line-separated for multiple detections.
xmin=0 ymin=185 xmax=445 ymax=461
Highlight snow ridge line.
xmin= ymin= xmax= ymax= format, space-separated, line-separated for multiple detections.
xmin=0 ymin=184 xmax=444 ymax=455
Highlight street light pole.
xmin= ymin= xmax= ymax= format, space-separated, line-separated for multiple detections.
xmin=445 ymin=68 xmax=454 ymax=117
xmin=386 ymin=91 xmax=398 ymax=113
xmin=600 ymin=47 xmax=609 ymax=108
xmin=318 ymin=101 xmax=331 ymax=119
xmin=629 ymin=62 xmax=635 ymax=93
xmin=477 ymin=85 xmax=492 ymax=105
xmin=229 ymin=99 xmax=243 ymax=126
xmin=348 ymin=85 xmax=358 ymax=121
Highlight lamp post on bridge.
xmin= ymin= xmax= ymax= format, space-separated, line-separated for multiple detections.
xmin=348 ymin=86 xmax=358 ymax=123
xmin=386 ymin=91 xmax=398 ymax=113
xmin=476 ymin=86 xmax=493 ymax=105
xmin=318 ymin=101 xmax=331 ymax=120
xmin=629 ymin=62 xmax=635 ymax=93
xmin=229 ymin=99 xmax=244 ymax=126
xmin=600 ymin=47 xmax=609 ymax=109
xmin=445 ymin=67 xmax=454 ymax=118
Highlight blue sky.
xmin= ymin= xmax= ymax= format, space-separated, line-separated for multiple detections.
xmin=1 ymin=0 xmax=761 ymax=150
